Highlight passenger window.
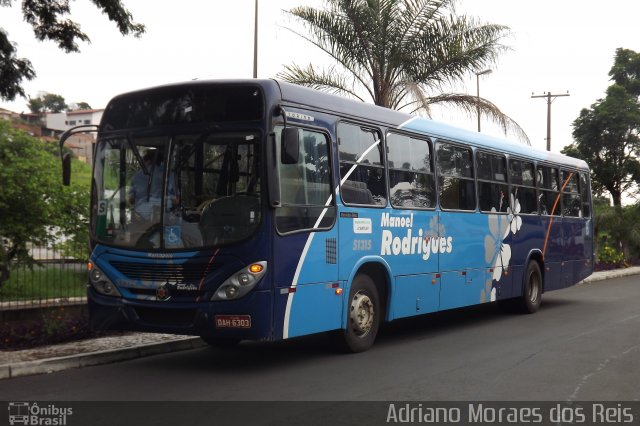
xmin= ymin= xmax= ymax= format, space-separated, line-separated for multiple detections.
xmin=580 ymin=173 xmax=591 ymax=218
xmin=562 ymin=170 xmax=581 ymax=217
xmin=562 ymin=170 xmax=579 ymax=193
xmin=387 ymin=132 xmax=436 ymax=208
xmin=509 ymin=159 xmax=537 ymax=214
xmin=275 ymin=126 xmax=336 ymax=233
xmin=537 ymin=165 xmax=560 ymax=216
xmin=338 ymin=122 xmax=386 ymax=206
xmin=477 ymin=151 xmax=508 ymax=213
xmin=436 ymin=142 xmax=475 ymax=211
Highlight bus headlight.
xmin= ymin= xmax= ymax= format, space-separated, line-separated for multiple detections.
xmin=88 ymin=262 xmax=122 ymax=297
xmin=212 ymin=261 xmax=267 ymax=301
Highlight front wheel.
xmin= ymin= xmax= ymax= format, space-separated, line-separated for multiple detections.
xmin=333 ymin=273 xmax=380 ymax=353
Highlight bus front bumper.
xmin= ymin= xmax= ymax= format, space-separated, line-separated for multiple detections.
xmin=88 ymin=287 xmax=273 ymax=341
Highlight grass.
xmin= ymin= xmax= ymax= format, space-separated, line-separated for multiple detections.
xmin=0 ymin=265 xmax=87 ymax=302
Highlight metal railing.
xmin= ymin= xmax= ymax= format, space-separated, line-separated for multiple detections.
xmin=0 ymin=244 xmax=88 ymax=311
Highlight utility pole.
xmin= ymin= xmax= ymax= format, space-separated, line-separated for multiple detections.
xmin=531 ymin=91 xmax=569 ymax=151
xmin=253 ymin=0 xmax=258 ymax=78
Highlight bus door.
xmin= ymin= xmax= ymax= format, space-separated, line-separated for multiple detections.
xmin=382 ymin=132 xmax=440 ymax=319
xmin=272 ymin=125 xmax=340 ymax=339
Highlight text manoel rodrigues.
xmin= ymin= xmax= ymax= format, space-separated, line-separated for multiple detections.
xmin=380 ymin=213 xmax=453 ymax=261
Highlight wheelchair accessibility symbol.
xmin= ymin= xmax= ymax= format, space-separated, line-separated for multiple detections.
xmin=164 ymin=226 xmax=181 ymax=247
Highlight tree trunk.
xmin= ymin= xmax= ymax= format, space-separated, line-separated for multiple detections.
xmin=611 ymin=190 xmax=622 ymax=208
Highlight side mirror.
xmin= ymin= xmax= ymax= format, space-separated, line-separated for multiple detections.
xmin=281 ymin=127 xmax=300 ymax=165
xmin=62 ymin=153 xmax=71 ymax=186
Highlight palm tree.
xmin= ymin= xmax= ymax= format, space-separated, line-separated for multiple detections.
xmin=279 ymin=0 xmax=529 ymax=143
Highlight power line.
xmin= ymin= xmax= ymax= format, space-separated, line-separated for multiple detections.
xmin=531 ymin=91 xmax=570 ymax=151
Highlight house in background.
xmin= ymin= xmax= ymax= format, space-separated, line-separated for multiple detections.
xmin=0 ymin=107 xmax=103 ymax=164
xmin=44 ymin=109 xmax=104 ymax=165
xmin=0 ymin=107 xmax=44 ymax=138
xmin=0 ymin=107 xmax=19 ymax=121
xmin=45 ymin=109 xmax=104 ymax=132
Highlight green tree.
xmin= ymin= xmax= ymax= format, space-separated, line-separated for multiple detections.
xmin=623 ymin=202 xmax=640 ymax=258
xmin=590 ymin=199 xmax=640 ymax=261
xmin=563 ymin=49 xmax=640 ymax=208
xmin=0 ymin=0 xmax=145 ymax=101
xmin=0 ymin=121 xmax=89 ymax=288
xmin=42 ymin=93 xmax=68 ymax=113
xmin=563 ymin=48 xmax=640 ymax=259
xmin=72 ymin=102 xmax=92 ymax=111
xmin=28 ymin=93 xmax=69 ymax=113
xmin=280 ymin=0 xmax=527 ymax=142
xmin=27 ymin=95 xmax=44 ymax=114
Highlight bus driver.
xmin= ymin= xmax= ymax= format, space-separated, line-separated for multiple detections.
xmin=128 ymin=150 xmax=178 ymax=222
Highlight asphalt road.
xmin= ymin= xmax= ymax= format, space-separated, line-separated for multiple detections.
xmin=1 ymin=275 xmax=639 ymax=402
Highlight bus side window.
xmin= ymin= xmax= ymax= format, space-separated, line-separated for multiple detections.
xmin=477 ymin=151 xmax=508 ymax=213
xmin=436 ymin=142 xmax=475 ymax=211
xmin=338 ymin=122 xmax=387 ymax=206
xmin=580 ymin=173 xmax=591 ymax=218
xmin=509 ymin=159 xmax=537 ymax=214
xmin=387 ymin=132 xmax=435 ymax=209
xmin=275 ymin=126 xmax=335 ymax=233
xmin=561 ymin=170 xmax=581 ymax=217
xmin=537 ymin=165 xmax=560 ymax=216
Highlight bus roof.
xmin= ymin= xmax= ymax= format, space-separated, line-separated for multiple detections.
xmin=274 ymin=79 xmax=589 ymax=171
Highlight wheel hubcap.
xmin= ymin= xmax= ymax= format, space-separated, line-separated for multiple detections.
xmin=350 ymin=291 xmax=374 ymax=337
xmin=528 ymin=272 xmax=540 ymax=303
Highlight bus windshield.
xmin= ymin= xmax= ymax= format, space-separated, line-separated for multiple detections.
xmin=92 ymin=130 xmax=262 ymax=250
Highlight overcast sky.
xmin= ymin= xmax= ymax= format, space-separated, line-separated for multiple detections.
xmin=2 ymin=0 xmax=639 ymax=153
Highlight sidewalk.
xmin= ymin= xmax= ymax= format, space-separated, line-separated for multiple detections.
xmin=1 ymin=267 xmax=639 ymax=380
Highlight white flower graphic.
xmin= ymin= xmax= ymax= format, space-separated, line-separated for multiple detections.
xmin=480 ymin=279 xmax=497 ymax=303
xmin=484 ymin=208 xmax=511 ymax=282
xmin=507 ymin=193 xmax=522 ymax=235
xmin=492 ymin=242 xmax=511 ymax=282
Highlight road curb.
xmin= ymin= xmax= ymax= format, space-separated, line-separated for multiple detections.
xmin=579 ymin=266 xmax=640 ymax=284
xmin=0 ymin=337 xmax=207 ymax=380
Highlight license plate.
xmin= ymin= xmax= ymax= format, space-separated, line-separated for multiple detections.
xmin=215 ymin=315 xmax=252 ymax=329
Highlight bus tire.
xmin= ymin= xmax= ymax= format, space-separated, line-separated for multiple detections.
xmin=517 ymin=260 xmax=543 ymax=314
xmin=333 ymin=273 xmax=380 ymax=353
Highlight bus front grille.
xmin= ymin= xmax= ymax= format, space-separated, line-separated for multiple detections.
xmin=110 ymin=261 xmax=216 ymax=283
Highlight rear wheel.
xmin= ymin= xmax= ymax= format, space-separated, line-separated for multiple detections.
xmin=333 ymin=273 xmax=380 ymax=353
xmin=518 ymin=260 xmax=543 ymax=313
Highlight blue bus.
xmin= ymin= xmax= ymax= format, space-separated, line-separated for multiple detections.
xmin=60 ymin=79 xmax=593 ymax=352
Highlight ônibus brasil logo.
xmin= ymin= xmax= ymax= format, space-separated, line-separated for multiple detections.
xmin=8 ymin=402 xmax=73 ymax=426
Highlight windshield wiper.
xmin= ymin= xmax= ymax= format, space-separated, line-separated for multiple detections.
xmin=126 ymin=132 xmax=149 ymax=176
xmin=178 ymin=125 xmax=220 ymax=169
